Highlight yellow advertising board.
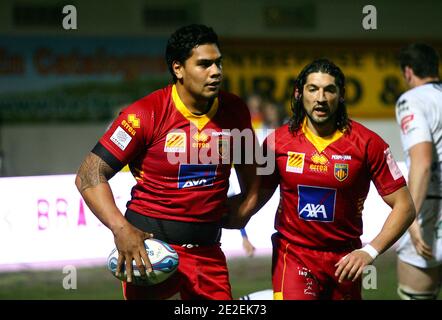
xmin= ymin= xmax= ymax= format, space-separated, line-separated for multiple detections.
xmin=221 ymin=40 xmax=442 ymax=119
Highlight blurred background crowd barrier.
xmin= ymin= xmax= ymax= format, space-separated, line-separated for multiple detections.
xmin=1 ymin=0 xmax=441 ymax=177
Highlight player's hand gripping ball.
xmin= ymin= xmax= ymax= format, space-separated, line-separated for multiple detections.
xmin=107 ymin=239 xmax=179 ymax=285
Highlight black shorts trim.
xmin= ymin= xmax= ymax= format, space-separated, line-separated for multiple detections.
xmin=125 ymin=209 xmax=222 ymax=246
xmin=91 ymin=142 xmax=124 ymax=172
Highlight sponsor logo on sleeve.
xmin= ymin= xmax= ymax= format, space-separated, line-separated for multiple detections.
xmin=396 ymin=99 xmax=409 ymax=116
xmin=298 ymin=185 xmax=336 ymax=222
xmin=110 ymin=126 xmax=132 ymax=151
xmin=127 ymin=114 xmax=140 ymax=128
xmin=286 ymin=152 xmax=305 ymax=173
xmin=177 ymin=164 xmax=217 ymax=189
xmin=400 ymin=114 xmax=414 ymax=134
xmin=119 ymin=114 xmax=140 ymax=137
xmin=334 ymin=163 xmax=349 ymax=181
xmin=384 ymin=148 xmax=403 ymax=180
xmin=164 ymin=132 xmax=186 ymax=153
xmin=121 ymin=119 xmax=137 ymax=136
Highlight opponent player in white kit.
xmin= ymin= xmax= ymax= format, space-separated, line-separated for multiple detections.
xmin=395 ymin=43 xmax=442 ymax=300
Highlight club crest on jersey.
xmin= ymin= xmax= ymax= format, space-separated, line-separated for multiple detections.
xmin=309 ymin=152 xmax=329 ymax=173
xmin=164 ymin=132 xmax=186 ymax=153
xmin=178 ymin=164 xmax=217 ymax=189
xmin=286 ymin=152 xmax=305 ymax=173
xmin=334 ymin=163 xmax=348 ymax=181
xmin=298 ymin=185 xmax=336 ymax=222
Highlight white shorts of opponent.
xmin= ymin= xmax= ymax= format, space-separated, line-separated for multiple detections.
xmin=240 ymin=289 xmax=273 ymax=300
xmin=396 ymin=199 xmax=442 ymax=268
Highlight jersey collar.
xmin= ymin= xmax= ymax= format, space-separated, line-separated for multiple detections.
xmin=172 ymin=84 xmax=219 ymax=131
xmin=302 ymin=118 xmax=343 ymax=153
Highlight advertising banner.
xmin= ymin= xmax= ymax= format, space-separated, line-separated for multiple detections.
xmin=0 ymin=164 xmax=407 ymax=271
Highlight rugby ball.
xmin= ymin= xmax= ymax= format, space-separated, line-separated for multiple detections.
xmin=107 ymin=238 xmax=179 ymax=285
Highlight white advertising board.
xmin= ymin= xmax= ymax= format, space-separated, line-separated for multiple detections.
xmin=0 ymin=164 xmax=407 ymax=271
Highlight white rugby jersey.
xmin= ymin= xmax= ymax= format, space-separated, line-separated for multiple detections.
xmin=395 ymin=81 xmax=442 ymax=197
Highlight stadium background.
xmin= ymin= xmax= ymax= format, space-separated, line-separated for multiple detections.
xmin=1 ymin=0 xmax=442 ymax=299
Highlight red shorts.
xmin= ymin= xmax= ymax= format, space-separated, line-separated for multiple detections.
xmin=272 ymin=233 xmax=362 ymax=300
xmin=123 ymin=243 xmax=232 ymax=300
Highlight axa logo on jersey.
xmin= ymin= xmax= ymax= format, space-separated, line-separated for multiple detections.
xmin=300 ymin=204 xmax=328 ymax=219
xmin=298 ymin=185 xmax=336 ymax=222
xmin=177 ymin=164 xmax=217 ymax=189
xmin=182 ymin=178 xmax=208 ymax=188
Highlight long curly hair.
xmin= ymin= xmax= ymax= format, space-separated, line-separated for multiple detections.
xmin=288 ymin=58 xmax=350 ymax=133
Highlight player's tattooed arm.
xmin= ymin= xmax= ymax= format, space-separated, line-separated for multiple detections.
xmin=75 ymin=152 xmax=152 ymax=283
xmin=75 ymin=152 xmax=127 ymax=235
xmin=76 ymin=152 xmax=117 ymax=192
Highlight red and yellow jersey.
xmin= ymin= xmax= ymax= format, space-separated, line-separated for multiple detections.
xmin=93 ymin=85 xmax=252 ymax=223
xmin=264 ymin=120 xmax=406 ymax=250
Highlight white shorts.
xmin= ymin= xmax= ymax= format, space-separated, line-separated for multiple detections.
xmin=239 ymin=289 xmax=274 ymax=300
xmin=396 ymin=198 xmax=442 ymax=268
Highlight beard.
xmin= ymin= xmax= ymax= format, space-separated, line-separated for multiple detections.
xmin=305 ymin=107 xmax=337 ymax=126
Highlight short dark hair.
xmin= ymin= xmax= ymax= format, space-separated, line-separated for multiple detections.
xmin=288 ymin=58 xmax=349 ymax=133
xmin=398 ymin=43 xmax=440 ymax=78
xmin=165 ymin=24 xmax=220 ymax=82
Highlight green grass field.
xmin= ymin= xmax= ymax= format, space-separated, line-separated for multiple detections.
xmin=0 ymin=249 xmax=440 ymax=300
